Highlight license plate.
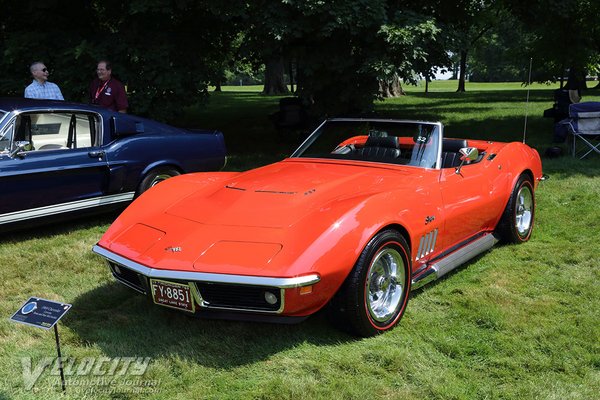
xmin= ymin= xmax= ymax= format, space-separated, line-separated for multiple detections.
xmin=150 ymin=279 xmax=195 ymax=312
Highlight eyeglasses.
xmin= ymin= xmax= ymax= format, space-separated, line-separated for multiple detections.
xmin=41 ymin=68 xmax=48 ymax=72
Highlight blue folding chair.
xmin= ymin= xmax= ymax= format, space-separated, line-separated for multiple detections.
xmin=566 ymin=102 xmax=600 ymax=159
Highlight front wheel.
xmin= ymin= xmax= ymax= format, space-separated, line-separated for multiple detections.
xmin=331 ymin=230 xmax=411 ymax=337
xmin=497 ymin=175 xmax=535 ymax=243
xmin=137 ymin=167 xmax=180 ymax=196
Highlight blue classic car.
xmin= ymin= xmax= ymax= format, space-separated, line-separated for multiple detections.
xmin=0 ymin=98 xmax=226 ymax=231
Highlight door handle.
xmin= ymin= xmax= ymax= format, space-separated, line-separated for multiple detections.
xmin=88 ymin=150 xmax=105 ymax=159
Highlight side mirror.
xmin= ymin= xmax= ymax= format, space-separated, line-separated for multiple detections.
xmin=9 ymin=141 xmax=32 ymax=158
xmin=455 ymin=147 xmax=479 ymax=174
xmin=459 ymin=147 xmax=479 ymax=161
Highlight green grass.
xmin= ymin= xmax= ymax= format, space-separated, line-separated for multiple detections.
xmin=1 ymin=82 xmax=599 ymax=399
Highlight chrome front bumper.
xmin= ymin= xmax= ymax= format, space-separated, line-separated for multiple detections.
xmin=92 ymin=245 xmax=320 ymax=314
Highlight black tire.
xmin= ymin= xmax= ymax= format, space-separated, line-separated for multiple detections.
xmin=330 ymin=230 xmax=411 ymax=337
xmin=497 ymin=175 xmax=535 ymax=243
xmin=137 ymin=167 xmax=180 ymax=196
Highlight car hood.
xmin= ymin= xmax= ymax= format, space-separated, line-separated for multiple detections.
xmin=165 ymin=160 xmax=415 ymax=228
xmin=102 ymin=160 xmax=431 ymax=276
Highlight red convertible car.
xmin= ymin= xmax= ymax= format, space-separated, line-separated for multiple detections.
xmin=93 ymin=119 xmax=545 ymax=336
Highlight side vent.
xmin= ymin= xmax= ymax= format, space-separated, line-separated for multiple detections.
xmin=416 ymin=229 xmax=438 ymax=261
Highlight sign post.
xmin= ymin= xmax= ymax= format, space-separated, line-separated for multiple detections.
xmin=53 ymin=325 xmax=66 ymax=392
xmin=10 ymin=297 xmax=72 ymax=393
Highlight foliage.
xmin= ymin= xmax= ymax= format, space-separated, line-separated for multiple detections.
xmin=1 ymin=0 xmax=597 ymax=119
xmin=507 ymin=0 xmax=600 ymax=84
xmin=379 ymin=10 xmax=451 ymax=85
xmin=239 ymin=0 xmax=390 ymax=114
xmin=468 ymin=18 xmax=530 ymax=82
xmin=0 ymin=0 xmax=243 ymax=120
xmin=0 ymin=1 xmax=96 ymax=100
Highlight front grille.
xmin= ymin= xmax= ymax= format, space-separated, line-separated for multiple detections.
xmin=195 ymin=282 xmax=282 ymax=312
xmin=109 ymin=262 xmax=147 ymax=294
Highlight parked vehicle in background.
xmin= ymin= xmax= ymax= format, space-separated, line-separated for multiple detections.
xmin=0 ymin=98 xmax=226 ymax=232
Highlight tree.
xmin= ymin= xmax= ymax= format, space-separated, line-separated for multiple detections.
xmin=468 ymin=17 xmax=529 ymax=82
xmin=507 ymin=0 xmax=599 ymax=89
xmin=263 ymin=56 xmax=289 ymax=95
xmin=240 ymin=0 xmax=389 ymax=113
xmin=0 ymin=0 xmax=96 ymax=100
xmin=447 ymin=1 xmax=506 ymax=91
xmin=379 ymin=10 xmax=451 ymax=94
xmin=0 ymin=0 xmax=244 ymax=121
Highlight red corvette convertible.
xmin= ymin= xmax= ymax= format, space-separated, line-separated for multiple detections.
xmin=93 ymin=119 xmax=545 ymax=336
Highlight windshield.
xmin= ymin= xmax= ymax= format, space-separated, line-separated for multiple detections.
xmin=291 ymin=119 xmax=442 ymax=168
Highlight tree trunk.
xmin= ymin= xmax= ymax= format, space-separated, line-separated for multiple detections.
xmin=263 ymin=57 xmax=289 ymax=95
xmin=289 ymin=61 xmax=295 ymax=94
xmin=559 ymin=62 xmax=565 ymax=88
xmin=456 ymin=50 xmax=467 ymax=92
xmin=214 ymin=81 xmax=222 ymax=92
xmin=425 ymin=75 xmax=430 ymax=94
xmin=569 ymin=66 xmax=587 ymax=90
xmin=378 ymin=73 xmax=405 ymax=97
xmin=452 ymin=61 xmax=459 ymax=80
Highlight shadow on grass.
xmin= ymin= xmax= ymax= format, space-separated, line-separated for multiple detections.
xmin=64 ymin=242 xmax=511 ymax=370
xmin=63 ymin=282 xmax=354 ymax=369
xmin=0 ymin=211 xmax=120 ymax=243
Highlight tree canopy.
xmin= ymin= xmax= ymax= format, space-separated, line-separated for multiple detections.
xmin=0 ymin=0 xmax=597 ymax=119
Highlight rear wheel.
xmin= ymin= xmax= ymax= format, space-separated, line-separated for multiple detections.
xmin=497 ymin=175 xmax=535 ymax=243
xmin=137 ymin=167 xmax=180 ymax=196
xmin=331 ymin=230 xmax=411 ymax=337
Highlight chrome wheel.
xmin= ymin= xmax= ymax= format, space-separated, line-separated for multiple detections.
xmin=137 ymin=167 xmax=181 ymax=196
xmin=332 ymin=230 xmax=411 ymax=336
xmin=366 ymin=248 xmax=406 ymax=323
xmin=515 ymin=185 xmax=533 ymax=237
xmin=150 ymin=173 xmax=173 ymax=188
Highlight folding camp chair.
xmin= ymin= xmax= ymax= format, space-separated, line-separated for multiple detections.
xmin=565 ymin=102 xmax=600 ymax=159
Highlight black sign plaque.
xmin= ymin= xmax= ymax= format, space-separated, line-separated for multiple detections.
xmin=10 ymin=297 xmax=72 ymax=330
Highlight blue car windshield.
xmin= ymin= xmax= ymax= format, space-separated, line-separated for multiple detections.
xmin=291 ymin=119 xmax=441 ymax=168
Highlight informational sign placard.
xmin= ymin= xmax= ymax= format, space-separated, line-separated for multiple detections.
xmin=10 ymin=297 xmax=72 ymax=330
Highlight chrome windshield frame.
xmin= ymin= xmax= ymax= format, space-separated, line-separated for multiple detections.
xmin=290 ymin=118 xmax=444 ymax=170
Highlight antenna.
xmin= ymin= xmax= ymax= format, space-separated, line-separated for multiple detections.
xmin=523 ymin=57 xmax=533 ymax=144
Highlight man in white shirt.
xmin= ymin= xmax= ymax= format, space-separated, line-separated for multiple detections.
xmin=24 ymin=62 xmax=64 ymax=100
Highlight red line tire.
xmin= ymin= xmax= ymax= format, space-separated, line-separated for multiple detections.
xmin=330 ymin=229 xmax=411 ymax=337
xmin=497 ymin=175 xmax=535 ymax=243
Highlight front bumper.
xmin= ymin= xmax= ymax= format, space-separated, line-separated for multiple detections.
xmin=92 ymin=245 xmax=320 ymax=315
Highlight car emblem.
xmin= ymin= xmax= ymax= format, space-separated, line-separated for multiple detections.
xmin=165 ymin=246 xmax=182 ymax=253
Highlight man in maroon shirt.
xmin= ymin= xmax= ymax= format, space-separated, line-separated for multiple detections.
xmin=89 ymin=60 xmax=128 ymax=113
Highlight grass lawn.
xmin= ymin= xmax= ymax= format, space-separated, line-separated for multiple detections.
xmin=0 ymin=82 xmax=599 ymax=399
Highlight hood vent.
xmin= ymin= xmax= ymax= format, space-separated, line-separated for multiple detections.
xmin=225 ymin=185 xmax=296 ymax=195
xmin=225 ymin=185 xmax=246 ymax=191
xmin=254 ymin=190 xmax=296 ymax=195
